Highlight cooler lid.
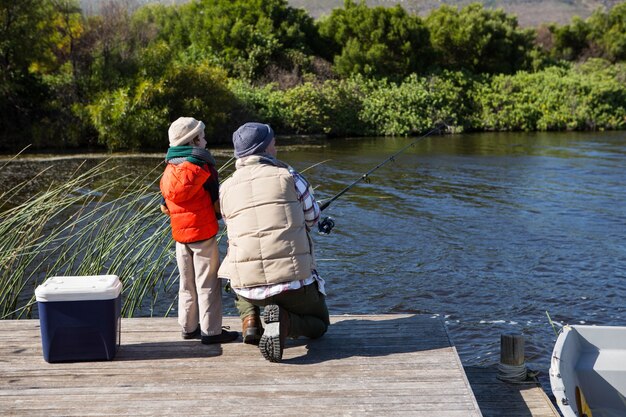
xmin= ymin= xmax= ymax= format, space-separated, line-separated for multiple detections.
xmin=35 ymin=275 xmax=122 ymax=302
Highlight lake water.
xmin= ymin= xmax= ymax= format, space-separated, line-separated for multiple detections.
xmin=2 ymin=131 xmax=625 ymax=391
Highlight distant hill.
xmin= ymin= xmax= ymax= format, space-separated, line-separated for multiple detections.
xmin=287 ymin=0 xmax=622 ymax=27
xmin=79 ymin=0 xmax=621 ymax=27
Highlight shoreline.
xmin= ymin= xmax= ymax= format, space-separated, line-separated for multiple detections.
xmin=0 ymin=141 xmax=332 ymax=162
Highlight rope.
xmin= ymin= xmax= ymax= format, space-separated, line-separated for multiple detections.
xmin=496 ymin=362 xmax=530 ymax=383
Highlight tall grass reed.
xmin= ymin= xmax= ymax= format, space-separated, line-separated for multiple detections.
xmin=0 ymin=158 xmax=183 ymax=319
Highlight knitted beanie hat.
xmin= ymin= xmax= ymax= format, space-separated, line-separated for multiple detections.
xmin=232 ymin=122 xmax=274 ymax=158
xmin=168 ymin=117 xmax=205 ymax=147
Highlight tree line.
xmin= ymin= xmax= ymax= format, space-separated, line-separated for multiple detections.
xmin=1 ymin=0 xmax=625 ymax=151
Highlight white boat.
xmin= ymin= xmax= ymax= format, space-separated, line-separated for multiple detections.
xmin=550 ymin=325 xmax=626 ymax=417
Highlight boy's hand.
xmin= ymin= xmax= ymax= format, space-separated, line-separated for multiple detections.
xmin=213 ymin=201 xmax=222 ymax=221
xmin=160 ymin=205 xmax=170 ymax=216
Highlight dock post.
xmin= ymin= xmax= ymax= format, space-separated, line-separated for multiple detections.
xmin=497 ymin=333 xmax=528 ymax=382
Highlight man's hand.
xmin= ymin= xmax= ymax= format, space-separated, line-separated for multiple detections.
xmin=160 ymin=204 xmax=170 ymax=216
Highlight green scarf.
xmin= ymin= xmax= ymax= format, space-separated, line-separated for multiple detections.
xmin=165 ymin=146 xmax=216 ymax=167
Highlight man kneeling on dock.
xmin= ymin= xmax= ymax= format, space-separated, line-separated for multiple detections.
xmin=218 ymin=122 xmax=330 ymax=362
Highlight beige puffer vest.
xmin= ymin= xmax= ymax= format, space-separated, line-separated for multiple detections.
xmin=218 ymin=155 xmax=315 ymax=288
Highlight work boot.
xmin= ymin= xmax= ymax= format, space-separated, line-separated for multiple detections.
xmin=242 ymin=314 xmax=263 ymax=345
xmin=201 ymin=328 xmax=239 ymax=344
xmin=259 ymin=304 xmax=290 ymax=362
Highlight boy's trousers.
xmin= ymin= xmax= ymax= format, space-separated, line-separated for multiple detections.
xmin=175 ymin=237 xmax=222 ymax=336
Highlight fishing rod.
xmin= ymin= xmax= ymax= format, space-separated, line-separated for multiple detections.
xmin=317 ymin=123 xmax=446 ymax=234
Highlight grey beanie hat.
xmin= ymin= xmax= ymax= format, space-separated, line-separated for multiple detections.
xmin=232 ymin=122 xmax=274 ymax=158
xmin=168 ymin=117 xmax=205 ymax=147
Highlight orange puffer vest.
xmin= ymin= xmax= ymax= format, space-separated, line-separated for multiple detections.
xmin=160 ymin=161 xmax=218 ymax=243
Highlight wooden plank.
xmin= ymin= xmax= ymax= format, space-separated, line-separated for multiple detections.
xmin=464 ymin=366 xmax=560 ymax=417
xmin=0 ymin=315 xmax=482 ymax=416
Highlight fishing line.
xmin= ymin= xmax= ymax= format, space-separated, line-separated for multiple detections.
xmin=319 ymin=123 xmax=446 ymax=212
xmin=317 ymin=123 xmax=447 ymax=234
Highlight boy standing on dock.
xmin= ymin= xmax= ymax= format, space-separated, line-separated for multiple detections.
xmin=160 ymin=117 xmax=238 ymax=345
xmin=218 ymin=122 xmax=330 ymax=362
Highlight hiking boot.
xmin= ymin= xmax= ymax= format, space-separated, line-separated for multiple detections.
xmin=201 ymin=328 xmax=239 ymax=344
xmin=181 ymin=326 xmax=200 ymax=340
xmin=242 ymin=314 xmax=263 ymax=345
xmin=259 ymin=304 xmax=290 ymax=362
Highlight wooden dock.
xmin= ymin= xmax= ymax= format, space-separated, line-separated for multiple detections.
xmin=0 ymin=314 xmax=558 ymax=416
xmin=465 ymin=366 xmax=560 ymax=417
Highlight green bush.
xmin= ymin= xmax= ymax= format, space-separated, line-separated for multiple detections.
xmin=588 ymin=3 xmax=626 ymax=62
xmin=359 ymin=76 xmax=430 ymax=136
xmin=159 ymin=62 xmax=236 ymax=143
xmin=576 ymin=60 xmax=626 ymax=129
xmin=230 ymin=77 xmax=371 ymax=136
xmin=317 ymin=0 xmax=432 ymax=79
xmin=229 ymin=79 xmax=365 ymax=135
xmin=359 ymin=72 xmax=478 ymax=136
xmin=87 ymin=81 xmax=168 ymax=151
xmin=145 ymin=0 xmax=319 ymax=81
xmin=281 ymin=83 xmax=327 ymax=134
xmin=317 ymin=77 xmax=371 ymax=137
xmin=88 ymin=61 xmax=236 ymax=150
xmin=478 ymin=61 xmax=626 ymax=131
xmin=228 ymin=80 xmax=288 ymax=130
xmin=425 ymin=3 xmax=534 ymax=74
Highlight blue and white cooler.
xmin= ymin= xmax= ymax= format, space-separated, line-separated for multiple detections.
xmin=35 ymin=275 xmax=122 ymax=363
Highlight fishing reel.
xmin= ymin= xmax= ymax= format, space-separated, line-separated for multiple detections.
xmin=317 ymin=216 xmax=335 ymax=235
